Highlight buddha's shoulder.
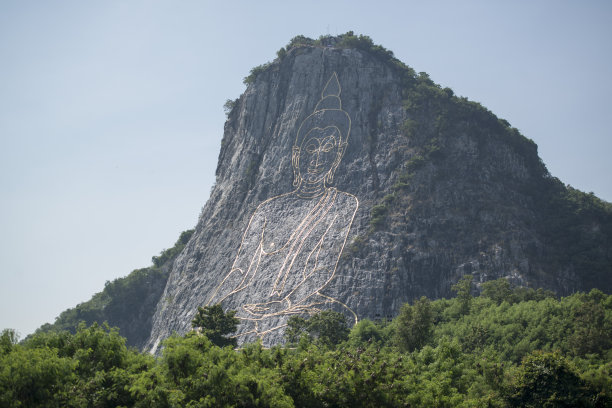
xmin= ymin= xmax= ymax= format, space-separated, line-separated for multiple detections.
xmin=253 ymin=189 xmax=358 ymax=213
xmin=253 ymin=192 xmax=294 ymax=212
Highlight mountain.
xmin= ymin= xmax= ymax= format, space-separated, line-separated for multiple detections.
xmin=37 ymin=34 xmax=612 ymax=350
xmin=144 ymin=34 xmax=612 ymax=350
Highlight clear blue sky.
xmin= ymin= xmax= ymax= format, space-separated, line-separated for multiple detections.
xmin=1 ymin=0 xmax=611 ymax=337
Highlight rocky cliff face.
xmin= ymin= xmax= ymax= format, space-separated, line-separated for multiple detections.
xmin=146 ymin=37 xmax=612 ymax=351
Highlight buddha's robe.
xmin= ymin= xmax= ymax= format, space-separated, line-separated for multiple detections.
xmin=208 ymin=187 xmax=358 ymax=339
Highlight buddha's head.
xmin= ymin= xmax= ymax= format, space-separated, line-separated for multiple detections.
xmin=292 ymin=73 xmax=351 ymax=187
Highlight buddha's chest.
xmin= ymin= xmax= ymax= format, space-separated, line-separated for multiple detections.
xmin=260 ymin=205 xmax=329 ymax=254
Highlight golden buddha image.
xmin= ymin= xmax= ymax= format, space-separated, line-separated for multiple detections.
xmin=207 ymin=73 xmax=358 ymax=341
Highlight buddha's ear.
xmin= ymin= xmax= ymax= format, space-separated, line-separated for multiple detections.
xmin=334 ymin=142 xmax=348 ymax=167
xmin=292 ymin=147 xmax=301 ymax=187
xmin=291 ymin=146 xmax=300 ymax=168
xmin=327 ymin=143 xmax=347 ymax=185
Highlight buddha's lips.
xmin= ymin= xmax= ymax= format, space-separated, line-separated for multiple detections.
xmin=307 ymin=166 xmax=325 ymax=174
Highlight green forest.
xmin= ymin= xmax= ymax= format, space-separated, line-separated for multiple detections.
xmin=2 ymin=277 xmax=610 ymax=407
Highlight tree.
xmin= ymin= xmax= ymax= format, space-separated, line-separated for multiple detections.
xmin=307 ymin=311 xmax=350 ymax=347
xmin=223 ymin=98 xmax=236 ymax=116
xmin=481 ymin=278 xmax=512 ymax=305
xmin=509 ymin=350 xmax=595 ymax=407
xmin=2 ymin=323 xmax=145 ymax=408
xmin=569 ymin=299 xmax=611 ymax=356
xmin=285 ymin=310 xmax=349 ymax=347
xmin=284 ymin=316 xmax=309 ymax=344
xmin=394 ymin=296 xmax=433 ymax=352
xmin=348 ymin=319 xmax=385 ymax=346
xmin=191 ymin=304 xmax=239 ymax=348
xmin=452 ymin=274 xmax=473 ymax=315
xmin=0 ymin=329 xmax=19 ymax=355
xmin=0 ymin=346 xmax=75 ymax=408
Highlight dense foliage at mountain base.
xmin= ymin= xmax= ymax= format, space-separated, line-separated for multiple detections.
xmin=29 ymin=230 xmax=194 ymax=349
xmin=3 ymin=281 xmax=610 ymax=407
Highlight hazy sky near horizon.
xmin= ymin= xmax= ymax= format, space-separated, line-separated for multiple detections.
xmin=1 ymin=0 xmax=611 ymax=337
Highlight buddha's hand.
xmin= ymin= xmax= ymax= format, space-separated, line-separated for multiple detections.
xmin=285 ymin=304 xmax=321 ymax=315
xmin=243 ymin=299 xmax=290 ymax=317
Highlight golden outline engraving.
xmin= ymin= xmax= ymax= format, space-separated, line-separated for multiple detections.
xmin=207 ymin=72 xmax=358 ymax=341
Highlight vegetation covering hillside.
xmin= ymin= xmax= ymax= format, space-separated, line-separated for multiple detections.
xmin=2 ymin=278 xmax=610 ymax=407
xmin=31 ymin=230 xmax=194 ymax=349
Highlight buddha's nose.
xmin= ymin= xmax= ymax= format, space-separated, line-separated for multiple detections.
xmin=310 ymin=151 xmax=320 ymax=166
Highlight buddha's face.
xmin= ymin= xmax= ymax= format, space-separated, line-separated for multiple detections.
xmin=297 ymin=126 xmax=341 ymax=184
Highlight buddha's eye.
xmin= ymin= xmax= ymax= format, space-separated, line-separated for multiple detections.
xmin=321 ymin=136 xmax=336 ymax=152
xmin=321 ymin=142 xmax=335 ymax=152
xmin=305 ymin=141 xmax=318 ymax=154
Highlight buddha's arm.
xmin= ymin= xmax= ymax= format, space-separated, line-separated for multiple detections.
xmin=207 ymin=209 xmax=265 ymax=305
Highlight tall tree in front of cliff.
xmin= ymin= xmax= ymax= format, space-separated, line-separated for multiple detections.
xmin=393 ymin=296 xmax=433 ymax=352
xmin=191 ymin=304 xmax=239 ymax=348
xmin=452 ymin=274 xmax=473 ymax=315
